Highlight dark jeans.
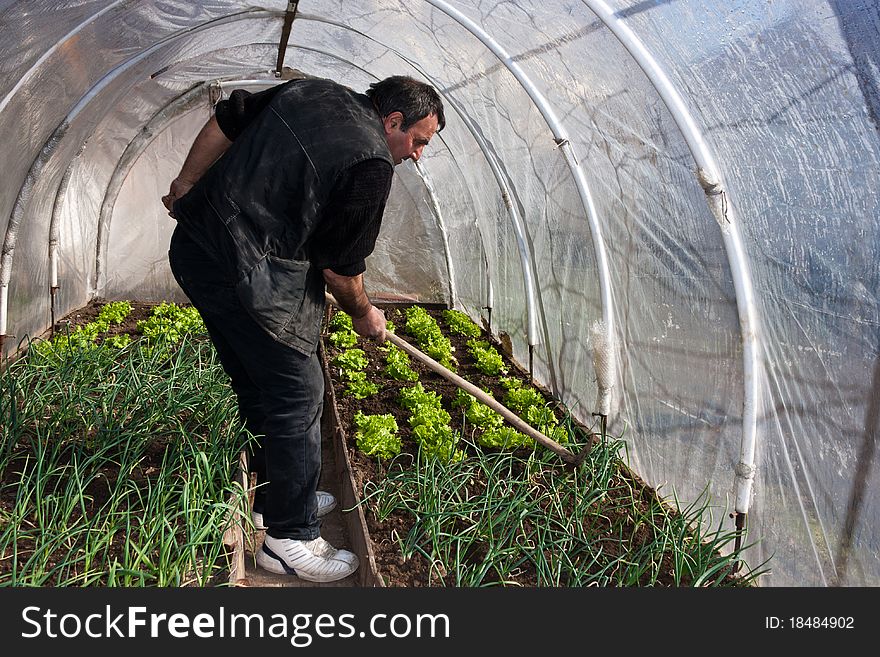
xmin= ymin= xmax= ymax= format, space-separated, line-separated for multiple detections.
xmin=168 ymin=225 xmax=324 ymax=540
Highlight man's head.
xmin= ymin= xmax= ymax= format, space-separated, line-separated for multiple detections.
xmin=367 ymin=76 xmax=445 ymax=165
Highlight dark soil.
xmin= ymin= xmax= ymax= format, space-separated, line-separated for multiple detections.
xmin=52 ymin=299 xmax=159 ymax=341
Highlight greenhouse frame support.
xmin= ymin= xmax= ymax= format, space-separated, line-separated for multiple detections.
xmin=412 ymin=76 xmax=531 ymax=342
xmin=95 ymin=83 xmax=209 ymax=295
xmin=423 ymin=0 xmax=617 ymax=415
xmin=428 ymin=81 xmax=538 ymax=347
xmin=49 ymin=164 xmax=75 ymax=336
xmin=414 ymin=161 xmax=456 ymax=306
xmin=580 ymin=0 xmax=762 ymax=516
xmin=2 ymin=7 xmax=274 ymax=358
xmin=485 ymin=274 xmax=493 ymax=333
xmin=581 ymin=0 xmax=760 ymax=514
xmin=1 ymin=127 xmax=68 ymax=359
xmin=275 ymin=1 xmax=300 ymax=75
xmin=0 ymin=0 xmax=129 ymax=116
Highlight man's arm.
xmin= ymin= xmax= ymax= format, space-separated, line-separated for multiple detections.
xmin=161 ymin=115 xmax=232 ymax=216
xmin=323 ymin=269 xmax=386 ymax=341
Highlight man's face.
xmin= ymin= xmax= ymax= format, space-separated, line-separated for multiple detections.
xmin=383 ymin=112 xmax=439 ymax=166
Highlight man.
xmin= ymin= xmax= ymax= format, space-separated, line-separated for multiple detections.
xmin=161 ymin=75 xmax=444 ymax=582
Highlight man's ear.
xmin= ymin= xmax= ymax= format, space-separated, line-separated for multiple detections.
xmin=382 ymin=111 xmax=404 ymax=135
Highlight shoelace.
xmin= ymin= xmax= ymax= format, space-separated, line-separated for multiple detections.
xmin=301 ymin=537 xmax=338 ymax=559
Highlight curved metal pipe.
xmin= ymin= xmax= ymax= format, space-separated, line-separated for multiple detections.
xmin=422 ymin=0 xmax=616 ymax=406
xmin=95 ymin=82 xmax=208 ymax=293
xmin=0 ymin=0 xmax=131 ymax=115
xmin=437 ymin=92 xmax=538 ymax=346
xmin=414 ymin=160 xmax=456 ymax=306
xmin=0 ymin=126 xmax=68 ymax=352
xmin=79 ymin=9 xmax=274 ymax=292
xmin=1 ymin=9 xmax=278 ymax=350
xmin=49 ymin=161 xmax=76 ymax=335
xmin=580 ymin=0 xmax=761 ymax=515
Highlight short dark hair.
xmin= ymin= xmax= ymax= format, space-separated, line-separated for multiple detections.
xmin=366 ymin=76 xmax=445 ymax=132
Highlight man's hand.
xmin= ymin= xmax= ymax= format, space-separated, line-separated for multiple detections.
xmin=323 ymin=269 xmax=386 ymax=341
xmin=351 ymin=305 xmax=386 ymax=341
xmin=161 ymin=177 xmax=195 ymax=218
xmin=161 ymin=115 xmax=232 ymax=218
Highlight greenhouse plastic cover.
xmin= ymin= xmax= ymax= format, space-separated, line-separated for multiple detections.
xmin=1 ymin=0 xmax=878 ymax=587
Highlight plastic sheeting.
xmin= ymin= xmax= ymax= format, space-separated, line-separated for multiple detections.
xmin=1 ymin=0 xmax=878 ymax=586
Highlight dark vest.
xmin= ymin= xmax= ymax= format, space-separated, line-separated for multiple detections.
xmin=174 ymin=79 xmax=393 ymax=355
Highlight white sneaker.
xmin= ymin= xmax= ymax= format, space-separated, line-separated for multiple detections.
xmin=257 ymin=535 xmax=359 ymax=582
xmin=251 ymin=490 xmax=338 ymax=530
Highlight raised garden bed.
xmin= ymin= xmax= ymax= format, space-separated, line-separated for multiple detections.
xmin=0 ymin=299 xmax=766 ymax=587
xmin=322 ymin=303 xmax=764 ymax=587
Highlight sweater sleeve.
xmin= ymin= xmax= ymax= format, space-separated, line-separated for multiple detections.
xmin=309 ymin=159 xmax=394 ymax=276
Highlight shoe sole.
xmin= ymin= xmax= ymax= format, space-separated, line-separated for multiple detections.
xmin=256 ymin=546 xmax=358 ymax=583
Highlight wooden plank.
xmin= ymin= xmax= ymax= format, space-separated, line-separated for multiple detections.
xmin=319 ymin=338 xmax=385 ymax=587
xmin=223 ymin=450 xmax=248 ymax=586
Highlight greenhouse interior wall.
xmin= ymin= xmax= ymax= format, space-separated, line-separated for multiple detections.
xmin=2 ymin=0 xmax=878 ymax=587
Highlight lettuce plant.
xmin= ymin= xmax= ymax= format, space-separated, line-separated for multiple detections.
xmin=467 ymin=339 xmax=507 ymax=376
xmin=399 ymin=382 xmax=441 ymax=412
xmin=479 ymin=425 xmax=531 ymax=449
xmin=403 ymin=306 xmax=456 ymax=369
xmin=382 ymin=343 xmax=418 ymax=382
xmin=329 ymin=310 xmax=354 ymax=331
xmin=31 ymin=324 xmax=99 ymax=361
xmin=328 ymin=330 xmax=358 ymax=349
xmin=500 ymin=377 xmax=545 ymax=414
xmin=137 ymin=302 xmax=205 ymax=343
xmin=353 ymin=411 xmax=401 ymax=460
xmin=328 ymin=310 xmax=358 ymax=348
xmin=499 ymin=377 xmax=569 ymax=445
xmin=453 ymin=389 xmax=530 ymax=450
xmin=332 ymin=348 xmax=368 ymax=372
xmin=442 ymin=309 xmax=481 ymax=337
xmin=96 ymin=301 xmax=132 ymax=328
xmin=133 ymin=302 xmax=206 ymax=358
xmin=399 ymin=383 xmax=464 ymax=461
xmin=453 ymin=389 xmax=502 ymax=430
xmin=331 ymin=347 xmax=377 ymax=398
xmin=413 ymin=421 xmax=464 ymax=461
xmin=104 ymin=334 xmax=132 ymax=349
xmin=343 ymin=370 xmax=378 ymax=399
xmin=31 ymin=301 xmax=135 ymax=362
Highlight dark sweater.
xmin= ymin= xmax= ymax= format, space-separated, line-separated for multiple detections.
xmin=215 ymin=85 xmax=393 ymax=276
